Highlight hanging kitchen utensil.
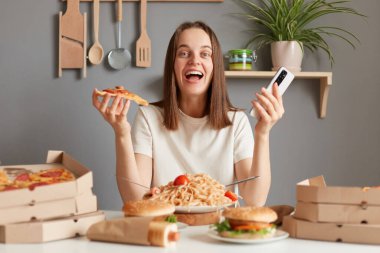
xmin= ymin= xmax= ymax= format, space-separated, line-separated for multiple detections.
xmin=136 ymin=0 xmax=151 ymax=67
xmin=107 ymin=0 xmax=131 ymax=70
xmin=58 ymin=0 xmax=87 ymax=78
xmin=88 ymin=0 xmax=104 ymax=65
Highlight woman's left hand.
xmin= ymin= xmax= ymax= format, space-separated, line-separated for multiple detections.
xmin=251 ymin=83 xmax=285 ymax=135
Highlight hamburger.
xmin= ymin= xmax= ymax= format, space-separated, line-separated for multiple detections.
xmin=214 ymin=206 xmax=277 ymax=239
xmin=123 ymin=199 xmax=175 ymax=217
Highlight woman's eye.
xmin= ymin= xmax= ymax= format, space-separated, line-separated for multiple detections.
xmin=201 ymin=51 xmax=212 ymax=58
xmin=178 ymin=51 xmax=189 ymax=57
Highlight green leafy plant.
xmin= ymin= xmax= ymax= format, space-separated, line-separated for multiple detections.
xmin=235 ymin=0 xmax=365 ymax=65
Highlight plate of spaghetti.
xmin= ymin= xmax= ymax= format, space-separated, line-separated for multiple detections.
xmin=144 ymin=173 xmax=238 ymax=213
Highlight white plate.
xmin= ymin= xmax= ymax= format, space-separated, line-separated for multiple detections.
xmin=177 ymin=222 xmax=188 ymax=230
xmin=175 ymin=203 xmax=236 ymax=214
xmin=207 ymin=229 xmax=289 ymax=244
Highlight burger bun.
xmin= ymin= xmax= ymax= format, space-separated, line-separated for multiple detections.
xmin=123 ymin=199 xmax=175 ymax=217
xmin=223 ymin=206 xmax=277 ymax=223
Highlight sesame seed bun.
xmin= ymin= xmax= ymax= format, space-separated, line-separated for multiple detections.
xmin=123 ymin=200 xmax=175 ymax=217
xmin=222 ymin=206 xmax=278 ymax=223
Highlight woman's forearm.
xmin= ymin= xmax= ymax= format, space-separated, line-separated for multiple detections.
xmin=239 ymin=133 xmax=271 ymax=206
xmin=115 ymin=131 xmax=149 ymax=203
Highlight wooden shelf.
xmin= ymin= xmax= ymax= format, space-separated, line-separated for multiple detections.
xmin=225 ymin=71 xmax=332 ymax=119
xmin=63 ymin=0 xmax=223 ymax=2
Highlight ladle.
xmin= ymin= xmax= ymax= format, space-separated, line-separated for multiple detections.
xmin=88 ymin=0 xmax=104 ymax=65
xmin=107 ymin=0 xmax=131 ymax=69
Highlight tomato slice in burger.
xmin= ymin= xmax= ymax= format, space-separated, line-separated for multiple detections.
xmin=233 ymin=223 xmax=272 ymax=231
xmin=173 ymin=175 xmax=189 ymax=186
xmin=224 ymin=190 xmax=238 ymax=202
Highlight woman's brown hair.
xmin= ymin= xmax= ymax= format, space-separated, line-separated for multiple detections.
xmin=153 ymin=21 xmax=239 ymax=130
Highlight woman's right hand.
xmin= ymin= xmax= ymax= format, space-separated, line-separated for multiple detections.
xmin=92 ymin=89 xmax=131 ymax=136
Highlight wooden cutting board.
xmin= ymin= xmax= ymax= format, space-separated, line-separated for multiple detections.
xmin=58 ymin=0 xmax=87 ymax=78
xmin=175 ymin=212 xmax=220 ymax=226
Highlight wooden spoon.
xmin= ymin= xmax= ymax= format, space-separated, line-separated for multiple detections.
xmin=88 ymin=0 xmax=104 ymax=65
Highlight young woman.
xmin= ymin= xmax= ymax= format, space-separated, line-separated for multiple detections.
xmin=92 ymin=21 xmax=284 ymax=206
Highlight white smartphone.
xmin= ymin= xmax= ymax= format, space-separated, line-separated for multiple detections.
xmin=250 ymin=66 xmax=295 ymax=117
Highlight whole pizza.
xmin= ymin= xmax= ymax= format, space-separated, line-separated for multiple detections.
xmin=0 ymin=167 xmax=76 ymax=191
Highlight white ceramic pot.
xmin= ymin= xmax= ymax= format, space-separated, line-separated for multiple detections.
xmin=271 ymin=41 xmax=303 ymax=72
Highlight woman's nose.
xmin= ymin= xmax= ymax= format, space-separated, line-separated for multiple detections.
xmin=188 ymin=54 xmax=201 ymax=65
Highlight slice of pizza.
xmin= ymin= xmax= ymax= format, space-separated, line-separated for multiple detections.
xmin=31 ymin=167 xmax=76 ymax=184
xmin=0 ymin=170 xmax=10 ymax=185
xmin=13 ymin=172 xmax=35 ymax=188
xmin=96 ymin=85 xmax=149 ymax=106
xmin=11 ymin=168 xmax=75 ymax=190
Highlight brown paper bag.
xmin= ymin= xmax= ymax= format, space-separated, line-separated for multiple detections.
xmin=87 ymin=216 xmax=178 ymax=247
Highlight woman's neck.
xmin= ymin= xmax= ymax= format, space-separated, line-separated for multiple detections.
xmin=179 ymin=95 xmax=207 ymax=118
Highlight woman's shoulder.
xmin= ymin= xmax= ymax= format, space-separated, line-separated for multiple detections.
xmin=227 ymin=109 xmax=249 ymax=123
xmin=138 ymin=103 xmax=163 ymax=115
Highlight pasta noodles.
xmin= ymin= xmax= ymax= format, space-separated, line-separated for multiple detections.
xmin=148 ymin=173 xmax=234 ymax=207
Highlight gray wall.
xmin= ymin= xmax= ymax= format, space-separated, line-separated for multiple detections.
xmin=0 ymin=0 xmax=379 ymax=210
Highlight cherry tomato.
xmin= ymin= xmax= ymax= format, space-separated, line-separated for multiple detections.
xmin=173 ymin=175 xmax=189 ymax=186
xmin=224 ymin=190 xmax=238 ymax=202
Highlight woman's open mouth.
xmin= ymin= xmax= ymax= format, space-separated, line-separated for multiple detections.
xmin=185 ymin=70 xmax=204 ymax=81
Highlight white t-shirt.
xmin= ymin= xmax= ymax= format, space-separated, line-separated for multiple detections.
xmin=131 ymin=105 xmax=254 ymax=187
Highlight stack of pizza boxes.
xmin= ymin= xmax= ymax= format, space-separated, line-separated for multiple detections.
xmin=283 ymin=175 xmax=380 ymax=245
xmin=0 ymin=150 xmax=105 ymax=243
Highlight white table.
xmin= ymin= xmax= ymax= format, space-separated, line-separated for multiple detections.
xmin=0 ymin=211 xmax=379 ymax=253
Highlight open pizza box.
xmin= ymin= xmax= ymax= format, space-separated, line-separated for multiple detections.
xmin=0 ymin=190 xmax=98 ymax=225
xmin=0 ymin=211 xmax=105 ymax=243
xmin=0 ymin=150 xmax=93 ymax=208
xmin=296 ymin=175 xmax=380 ymax=205
xmin=283 ymin=215 xmax=380 ymax=245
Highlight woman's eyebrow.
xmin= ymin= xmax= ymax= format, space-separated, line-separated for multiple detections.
xmin=177 ymin=44 xmax=212 ymax=50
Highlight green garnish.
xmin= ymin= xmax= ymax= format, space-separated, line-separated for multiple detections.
xmin=212 ymin=220 xmax=231 ymax=233
xmin=165 ymin=215 xmax=177 ymax=223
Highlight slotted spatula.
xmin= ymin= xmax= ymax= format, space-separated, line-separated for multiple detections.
xmin=136 ymin=0 xmax=151 ymax=67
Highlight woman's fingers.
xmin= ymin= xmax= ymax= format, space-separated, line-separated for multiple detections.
xmin=121 ymin=99 xmax=131 ymax=116
xmin=109 ymin=95 xmax=122 ymax=114
xmin=256 ymin=91 xmax=275 ymax=116
xmin=99 ymin=94 xmax=111 ymax=113
xmin=272 ymin=83 xmax=284 ymax=114
xmin=252 ymin=100 xmax=270 ymax=121
xmin=92 ymin=89 xmax=101 ymax=109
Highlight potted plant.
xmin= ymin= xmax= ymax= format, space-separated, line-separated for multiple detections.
xmin=235 ymin=0 xmax=365 ymax=71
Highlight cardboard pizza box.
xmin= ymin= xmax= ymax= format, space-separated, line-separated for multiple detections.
xmin=0 ymin=211 xmax=105 ymax=243
xmin=283 ymin=215 xmax=380 ymax=245
xmin=0 ymin=190 xmax=97 ymax=225
xmin=294 ymin=202 xmax=380 ymax=224
xmin=296 ymin=175 xmax=380 ymax=205
xmin=0 ymin=150 xmax=93 ymax=208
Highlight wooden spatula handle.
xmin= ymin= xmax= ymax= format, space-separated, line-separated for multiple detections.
xmin=117 ymin=0 xmax=122 ymax=22
xmin=140 ymin=0 xmax=147 ymax=32
xmin=66 ymin=0 xmax=81 ymax=15
xmin=93 ymin=0 xmax=100 ymax=42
